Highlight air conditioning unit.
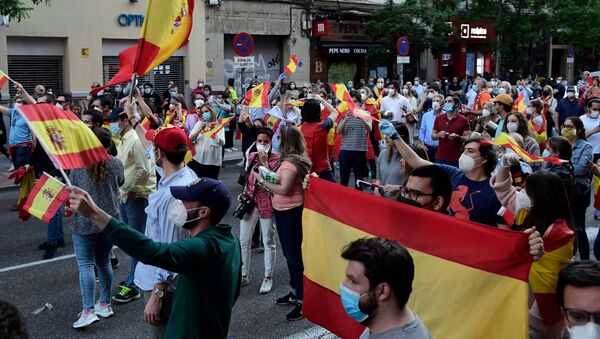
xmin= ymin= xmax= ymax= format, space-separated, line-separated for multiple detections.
xmin=207 ymin=0 xmax=222 ymax=6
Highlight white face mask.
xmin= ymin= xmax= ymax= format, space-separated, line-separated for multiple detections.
xmin=427 ymin=92 xmax=434 ymax=99
xmin=481 ymin=109 xmax=490 ymax=117
xmin=533 ymin=115 xmax=544 ymax=125
xmin=388 ymin=89 xmax=396 ymax=96
xmin=526 ymin=107 xmax=532 ymax=115
xmin=402 ymin=88 xmax=409 ymax=95
xmin=567 ymin=92 xmax=575 ymax=98
xmin=515 ymin=189 xmax=532 ymax=212
xmin=590 ymin=110 xmax=600 ymax=118
xmin=377 ymin=83 xmax=384 ymax=89
xmin=194 ymin=99 xmax=204 ymax=108
xmin=256 ymin=143 xmax=271 ymax=153
xmin=168 ymin=199 xmax=203 ymax=229
xmin=55 ymin=103 xmax=63 ymax=109
xmin=360 ymin=93 xmax=367 ymax=101
xmin=498 ymin=88 xmax=507 ymax=94
xmin=567 ymin=322 xmax=600 ymax=339
xmin=432 ymin=102 xmax=441 ymax=111
xmin=458 ymin=154 xmax=480 ymax=172
xmin=507 ymin=122 xmax=519 ymax=133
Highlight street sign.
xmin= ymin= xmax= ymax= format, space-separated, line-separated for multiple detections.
xmin=233 ymin=32 xmax=254 ymax=57
xmin=396 ymin=37 xmax=410 ymax=56
xmin=234 ymin=56 xmax=255 ymax=69
xmin=397 ymin=56 xmax=410 ymax=64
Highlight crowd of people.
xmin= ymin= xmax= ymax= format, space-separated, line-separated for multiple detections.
xmin=1 ymin=69 xmax=600 ymax=338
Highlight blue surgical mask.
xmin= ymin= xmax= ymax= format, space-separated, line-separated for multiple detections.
xmin=202 ymin=112 xmax=212 ymax=121
xmin=542 ymin=149 xmax=550 ymax=157
xmin=443 ymin=103 xmax=454 ymax=112
xmin=109 ymin=122 xmax=121 ymax=135
xmin=339 ymin=284 xmax=369 ymax=323
xmin=347 ymin=84 xmax=354 ymax=89
xmin=170 ymin=91 xmax=177 ymax=97
xmin=115 ymin=86 xmax=122 ymax=93
xmin=471 ymin=84 xmax=477 ymax=92
xmin=144 ymin=87 xmax=152 ymax=94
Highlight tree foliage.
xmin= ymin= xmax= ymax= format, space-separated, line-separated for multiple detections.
xmin=0 ymin=0 xmax=51 ymax=23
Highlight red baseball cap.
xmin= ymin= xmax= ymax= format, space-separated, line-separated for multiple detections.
xmin=145 ymin=124 xmax=190 ymax=153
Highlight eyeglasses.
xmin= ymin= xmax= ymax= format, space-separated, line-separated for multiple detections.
xmin=563 ymin=308 xmax=600 ymax=325
xmin=56 ymin=100 xmax=65 ymax=104
xmin=400 ymin=187 xmax=435 ymax=200
xmin=562 ymin=124 xmax=575 ymax=129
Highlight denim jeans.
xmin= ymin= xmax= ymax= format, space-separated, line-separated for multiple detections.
xmin=274 ymin=205 xmax=304 ymax=300
xmin=425 ymin=145 xmax=438 ymax=163
xmin=73 ymin=233 xmax=113 ymax=311
xmin=316 ymin=170 xmax=335 ymax=183
xmin=571 ymin=203 xmax=590 ymax=260
xmin=239 ymin=207 xmax=276 ymax=278
xmin=120 ymin=198 xmax=149 ymax=286
xmin=47 ymin=207 xmax=64 ymax=245
xmin=339 ymin=150 xmax=367 ymax=189
xmin=11 ymin=145 xmax=32 ymax=168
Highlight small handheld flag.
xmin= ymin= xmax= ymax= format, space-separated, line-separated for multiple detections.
xmin=23 ymin=173 xmax=69 ymax=224
xmin=284 ymin=55 xmax=298 ymax=76
xmin=202 ymin=117 xmax=234 ymax=139
xmin=0 ymin=70 xmax=11 ymax=89
xmin=493 ymin=133 xmax=562 ymax=165
xmin=263 ymin=114 xmax=282 ymax=131
xmin=243 ymin=82 xmax=271 ymax=108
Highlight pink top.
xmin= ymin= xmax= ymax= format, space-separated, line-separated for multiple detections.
xmin=271 ymin=161 xmax=304 ymax=211
xmin=247 ymin=152 xmax=280 ymax=218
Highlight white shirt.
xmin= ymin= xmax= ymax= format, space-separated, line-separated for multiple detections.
xmin=380 ymin=94 xmax=413 ymax=123
xmin=581 ymin=114 xmax=600 ymax=154
xmin=190 ymin=121 xmax=226 ymax=166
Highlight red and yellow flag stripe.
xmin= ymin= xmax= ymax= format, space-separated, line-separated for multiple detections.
xmin=0 ymin=70 xmax=9 ymax=89
xmin=284 ymin=55 xmax=298 ymax=76
xmin=244 ymin=82 xmax=271 ymax=108
xmin=493 ymin=132 xmax=562 ymax=165
xmin=302 ymin=178 xmax=532 ymax=339
xmin=202 ymin=117 xmax=234 ymax=139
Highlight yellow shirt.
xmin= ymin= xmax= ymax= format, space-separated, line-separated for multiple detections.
xmin=116 ymin=129 xmax=156 ymax=203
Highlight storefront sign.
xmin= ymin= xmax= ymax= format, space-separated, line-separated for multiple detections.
xmin=234 ymin=56 xmax=255 ymax=69
xmin=318 ymin=20 xmax=370 ymax=42
xmin=453 ymin=22 xmax=496 ymax=42
xmin=326 ymin=47 xmax=368 ymax=55
xmin=313 ymin=20 xmax=328 ymax=37
xmin=117 ymin=14 xmax=144 ymax=27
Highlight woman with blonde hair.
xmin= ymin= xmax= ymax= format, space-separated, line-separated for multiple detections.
xmin=255 ymin=125 xmax=311 ymax=321
xmin=268 ymin=90 xmax=302 ymax=153
xmin=188 ymin=103 xmax=225 ymax=179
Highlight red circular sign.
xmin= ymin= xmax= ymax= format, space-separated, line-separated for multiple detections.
xmin=396 ymin=37 xmax=410 ymax=56
xmin=233 ymin=32 xmax=254 ymax=57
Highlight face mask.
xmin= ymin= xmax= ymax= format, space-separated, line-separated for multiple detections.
xmin=481 ymin=109 xmax=490 ymax=117
xmin=514 ymin=189 xmax=532 ymax=225
xmin=97 ymin=90 xmax=104 ymax=96
xmin=388 ymin=89 xmax=396 ymax=96
xmin=339 ymin=284 xmax=369 ymax=323
xmin=360 ymin=93 xmax=367 ymax=101
xmin=202 ymin=112 xmax=212 ymax=121
xmin=115 ymin=86 xmax=122 ymax=94
xmin=458 ymin=154 xmax=481 ymax=172
xmin=168 ymin=199 xmax=203 ymax=229
xmin=427 ymin=92 xmax=434 ymax=99
xmin=542 ymin=149 xmax=550 ymax=157
xmin=526 ymin=107 xmax=532 ymax=115
xmin=170 ymin=91 xmax=177 ymax=97
xmin=507 ymin=122 xmax=519 ymax=133
xmin=194 ymin=99 xmax=204 ymax=108
xmin=203 ymin=90 xmax=210 ymax=96
xmin=567 ymin=91 xmax=575 ymax=98
xmin=347 ymin=84 xmax=353 ymax=89
xmin=562 ymin=80 xmax=568 ymax=86
xmin=290 ymin=84 xmax=296 ymax=90
xmin=256 ymin=143 xmax=271 ymax=153
xmin=472 ymin=84 xmax=478 ymax=92
xmin=55 ymin=103 xmax=63 ymax=109
xmin=590 ymin=110 xmax=600 ymax=118
xmin=561 ymin=127 xmax=576 ymax=140
xmin=169 ymin=104 xmax=176 ymax=111
xmin=443 ymin=103 xmax=454 ymax=113
xmin=144 ymin=87 xmax=152 ymax=94
xmin=368 ymin=81 xmax=374 ymax=86
xmin=198 ymin=82 xmax=204 ymax=88
xmin=414 ymin=80 xmax=420 ymax=85
xmin=377 ymin=83 xmax=384 ymax=89
xmin=498 ymin=88 xmax=507 ymax=94
xmin=567 ymin=322 xmax=600 ymax=339
xmin=217 ymin=98 xmax=223 ymax=104
xmin=432 ymin=102 xmax=441 ymax=111
xmin=533 ymin=115 xmax=544 ymax=125
xmin=109 ymin=122 xmax=121 ymax=135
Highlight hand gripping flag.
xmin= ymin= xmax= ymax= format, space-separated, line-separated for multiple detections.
xmin=202 ymin=117 xmax=234 ymax=139
xmin=18 ymin=104 xmax=111 ymax=169
xmin=493 ymin=132 xmax=562 ymax=165
xmin=302 ymin=178 xmax=532 ymax=339
xmin=23 ymin=172 xmax=69 ymax=224
xmin=284 ymin=55 xmax=298 ymax=76
xmin=243 ymin=82 xmax=271 ymax=108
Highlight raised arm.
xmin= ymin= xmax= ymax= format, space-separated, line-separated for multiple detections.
xmin=380 ymin=119 xmax=431 ymax=169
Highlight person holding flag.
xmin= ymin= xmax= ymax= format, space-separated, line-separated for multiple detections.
xmin=188 ymin=103 xmax=226 ymax=179
xmin=527 ymin=99 xmax=549 ymax=149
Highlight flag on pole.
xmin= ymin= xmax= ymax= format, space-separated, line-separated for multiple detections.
xmin=0 ymin=69 xmax=9 ymax=89
xmin=513 ymin=91 xmax=527 ymax=116
xmin=134 ymin=0 xmax=195 ymax=75
xmin=493 ymin=133 xmax=562 ymax=165
xmin=23 ymin=172 xmax=69 ymax=224
xmin=18 ymin=104 xmax=111 ymax=169
xmin=283 ymin=55 xmax=298 ymax=76
xmin=202 ymin=117 xmax=234 ymax=138
xmin=302 ymin=178 xmax=532 ymax=339
xmin=243 ymin=82 xmax=271 ymax=108
xmin=262 ymin=114 xmax=282 ymax=131
xmin=91 ymin=46 xmax=137 ymax=95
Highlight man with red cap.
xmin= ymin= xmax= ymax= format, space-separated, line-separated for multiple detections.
xmin=67 ymin=177 xmax=240 ymax=339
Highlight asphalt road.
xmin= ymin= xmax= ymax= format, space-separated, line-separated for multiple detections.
xmin=1 ymin=163 xmax=598 ymax=339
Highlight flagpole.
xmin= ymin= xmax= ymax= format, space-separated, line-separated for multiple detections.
xmin=58 ymin=167 xmax=72 ymax=187
xmin=128 ymin=73 xmax=138 ymax=102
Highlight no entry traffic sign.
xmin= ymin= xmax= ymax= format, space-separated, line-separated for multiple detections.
xmin=233 ymin=32 xmax=254 ymax=57
xmin=396 ymin=37 xmax=410 ymax=56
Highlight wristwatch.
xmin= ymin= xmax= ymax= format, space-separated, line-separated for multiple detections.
xmin=152 ymin=288 xmax=164 ymax=299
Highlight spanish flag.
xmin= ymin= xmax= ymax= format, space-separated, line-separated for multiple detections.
xmin=286 ymin=99 xmax=306 ymax=107
xmin=202 ymin=117 xmax=234 ymax=139
xmin=262 ymin=114 xmax=282 ymax=131
xmin=91 ymin=46 xmax=137 ymax=95
xmin=513 ymin=91 xmax=527 ymax=116
xmin=243 ymin=82 xmax=271 ymax=108
xmin=0 ymin=69 xmax=9 ymax=89
xmin=18 ymin=104 xmax=111 ymax=169
xmin=303 ymin=178 xmax=532 ymax=339
xmin=493 ymin=133 xmax=562 ymax=165
xmin=330 ymin=83 xmax=355 ymax=113
xmin=23 ymin=172 xmax=69 ymax=224
xmin=134 ymin=0 xmax=195 ymax=75
xmin=284 ymin=55 xmax=298 ymax=76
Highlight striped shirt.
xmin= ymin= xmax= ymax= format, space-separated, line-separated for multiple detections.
xmin=341 ymin=117 xmax=368 ymax=152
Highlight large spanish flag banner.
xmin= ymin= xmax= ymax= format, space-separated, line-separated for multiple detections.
xmin=493 ymin=132 xmax=562 ymax=165
xmin=134 ymin=0 xmax=194 ymax=75
xmin=23 ymin=173 xmax=69 ymax=224
xmin=302 ymin=178 xmax=532 ymax=339
xmin=18 ymin=104 xmax=110 ymax=169
xmin=244 ymin=82 xmax=271 ymax=108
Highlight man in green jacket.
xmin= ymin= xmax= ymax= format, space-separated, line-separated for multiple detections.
xmin=68 ymin=177 xmax=241 ymax=339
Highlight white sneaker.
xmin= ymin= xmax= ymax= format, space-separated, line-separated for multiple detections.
xmin=73 ymin=310 xmax=99 ymax=328
xmin=259 ymin=277 xmax=273 ymax=294
xmin=93 ymin=302 xmax=114 ymax=318
xmin=241 ymin=275 xmax=249 ymax=287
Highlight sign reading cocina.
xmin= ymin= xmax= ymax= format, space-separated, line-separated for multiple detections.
xmin=326 ymin=47 xmax=368 ymax=55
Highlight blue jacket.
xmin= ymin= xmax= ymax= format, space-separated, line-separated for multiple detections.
xmin=556 ymin=98 xmax=584 ymax=126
